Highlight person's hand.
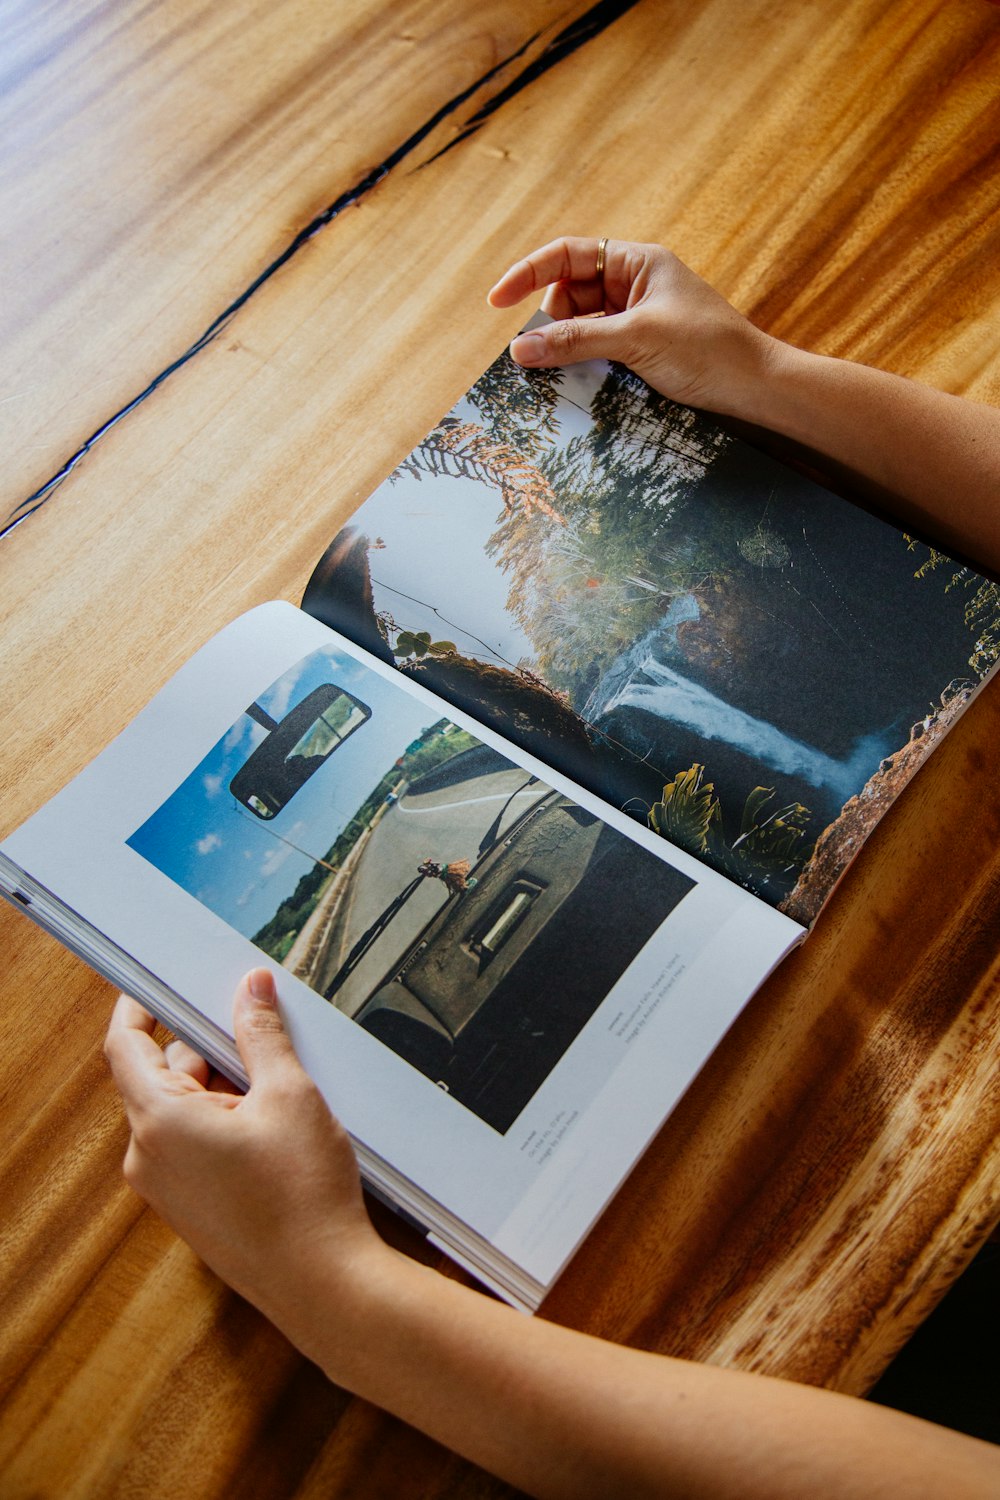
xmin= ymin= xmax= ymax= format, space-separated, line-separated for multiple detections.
xmin=488 ymin=237 xmax=783 ymax=419
xmin=104 ymin=969 xmax=393 ymax=1349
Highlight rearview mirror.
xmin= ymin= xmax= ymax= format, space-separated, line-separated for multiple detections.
xmin=230 ymin=682 xmax=371 ymax=818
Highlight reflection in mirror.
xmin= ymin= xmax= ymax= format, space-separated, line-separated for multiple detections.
xmin=230 ymin=683 xmax=371 ymax=819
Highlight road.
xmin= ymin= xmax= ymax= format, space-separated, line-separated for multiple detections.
xmin=311 ymin=748 xmax=549 ymax=1016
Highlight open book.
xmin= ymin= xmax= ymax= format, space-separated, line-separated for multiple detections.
xmin=3 ymin=330 xmax=996 ymax=1312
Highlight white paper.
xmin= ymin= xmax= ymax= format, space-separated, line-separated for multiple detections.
xmin=2 ymin=602 xmax=802 ymax=1303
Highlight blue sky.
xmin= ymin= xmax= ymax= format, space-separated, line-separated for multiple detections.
xmin=128 ymin=644 xmax=446 ymax=939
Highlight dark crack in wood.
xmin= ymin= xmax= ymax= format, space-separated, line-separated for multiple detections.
xmin=5 ymin=0 xmax=642 ymax=537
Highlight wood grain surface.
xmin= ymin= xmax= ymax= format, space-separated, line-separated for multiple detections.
xmin=2 ymin=0 xmax=999 ymax=1494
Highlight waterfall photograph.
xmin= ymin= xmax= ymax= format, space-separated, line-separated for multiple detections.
xmin=305 ymin=348 xmax=999 ymax=915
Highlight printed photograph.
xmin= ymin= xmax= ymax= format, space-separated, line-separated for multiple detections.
xmin=303 ymin=350 xmax=1000 ymax=919
xmin=128 ymin=644 xmax=695 ymax=1132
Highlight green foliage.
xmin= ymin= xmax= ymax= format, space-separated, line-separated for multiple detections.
xmin=270 ymin=930 xmax=297 ymax=963
xmin=727 ymin=785 xmax=813 ymax=880
xmin=393 ymin=629 xmax=457 ymax=660
xmin=402 ymin=725 xmax=479 ymax=781
xmin=465 ymin=351 xmax=564 ymax=459
xmin=252 ymin=864 xmax=335 ymax=961
xmin=647 ymin=763 xmax=719 ymax=850
xmin=589 ymin=364 xmax=731 ymax=491
xmin=906 ymin=539 xmax=1000 ymax=678
xmin=648 ymin=763 xmax=812 ymax=892
xmin=391 ymin=360 xmax=741 ymax=704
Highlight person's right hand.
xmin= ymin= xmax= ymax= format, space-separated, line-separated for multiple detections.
xmin=487 ymin=237 xmax=782 ymax=420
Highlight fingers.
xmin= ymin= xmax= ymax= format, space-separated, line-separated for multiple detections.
xmin=539 ymin=278 xmax=605 ymax=322
xmin=109 ymin=991 xmax=158 ymax=1039
xmin=487 ymin=236 xmax=610 ymax=308
xmin=105 ymin=993 xmax=173 ymax=1109
xmin=232 ymin=968 xmax=306 ymax=1093
xmin=108 ymin=973 xmax=303 ymax=1116
xmin=489 ymin=237 xmax=650 ymax=370
xmin=510 ymin=312 xmax=634 ymax=371
xmin=164 ymin=1038 xmax=212 ymax=1086
xmin=206 ymin=1071 xmax=242 ymax=1096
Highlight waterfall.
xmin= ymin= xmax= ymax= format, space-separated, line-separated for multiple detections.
xmin=582 ymin=594 xmax=700 ymax=721
xmin=586 ymin=597 xmax=886 ymax=802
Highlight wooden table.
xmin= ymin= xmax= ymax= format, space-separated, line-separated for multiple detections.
xmin=2 ymin=1 xmax=999 ymax=1493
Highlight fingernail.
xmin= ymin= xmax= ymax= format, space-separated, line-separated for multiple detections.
xmin=248 ymin=968 xmax=277 ymax=1005
xmin=510 ymin=332 xmax=545 ymax=366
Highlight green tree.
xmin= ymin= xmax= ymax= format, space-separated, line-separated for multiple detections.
xmin=465 ymin=351 xmax=564 ymax=459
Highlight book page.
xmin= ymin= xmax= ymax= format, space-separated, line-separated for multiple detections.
xmin=1 ymin=602 xmax=799 ymax=1295
xmin=302 ymin=337 xmax=1000 ymax=922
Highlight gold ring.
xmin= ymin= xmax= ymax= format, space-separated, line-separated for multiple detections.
xmin=596 ymin=237 xmax=608 ymax=277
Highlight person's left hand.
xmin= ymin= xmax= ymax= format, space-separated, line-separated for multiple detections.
xmin=487 ymin=236 xmax=778 ymax=419
xmin=104 ymin=969 xmax=392 ymax=1348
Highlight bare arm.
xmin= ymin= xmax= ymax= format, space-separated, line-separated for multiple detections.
xmin=304 ymin=1246 xmax=998 ymax=1500
xmin=105 ymin=976 xmax=1000 ymax=1500
xmin=743 ymin=347 xmax=1000 ymax=572
xmin=488 ymin=237 xmax=1000 ymax=575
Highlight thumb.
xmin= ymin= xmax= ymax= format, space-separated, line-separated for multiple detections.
xmin=232 ymin=968 xmax=304 ymax=1092
xmin=509 ymin=313 xmax=631 ymax=370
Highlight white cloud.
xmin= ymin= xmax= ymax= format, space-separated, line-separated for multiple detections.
xmin=258 ymin=822 xmax=310 ymax=879
xmin=224 ymin=719 xmax=259 ymax=755
xmin=195 ymin=833 xmax=222 ymax=856
xmin=259 ymin=843 xmax=295 ymax=878
xmin=260 ymin=659 xmax=309 ymax=723
xmin=203 ymin=773 xmax=223 ymax=797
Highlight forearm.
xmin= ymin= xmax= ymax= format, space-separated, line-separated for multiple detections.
xmin=288 ymin=1244 xmax=999 ymax=1500
xmin=738 ymin=342 xmax=1000 ymax=574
